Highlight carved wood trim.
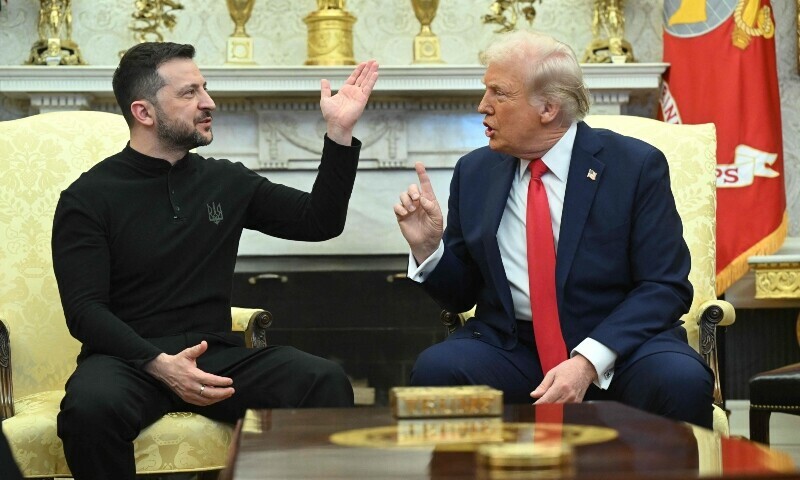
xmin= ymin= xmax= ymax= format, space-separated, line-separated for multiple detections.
xmin=245 ymin=310 xmax=273 ymax=349
xmin=752 ymin=261 xmax=800 ymax=299
xmin=440 ymin=310 xmax=462 ymax=336
xmin=698 ymin=303 xmax=729 ymax=407
xmin=0 ymin=318 xmax=14 ymax=420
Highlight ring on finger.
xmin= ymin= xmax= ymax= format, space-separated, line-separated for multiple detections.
xmin=199 ymin=384 xmax=205 ymax=396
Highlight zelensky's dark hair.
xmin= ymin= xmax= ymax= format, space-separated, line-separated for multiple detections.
xmin=113 ymin=42 xmax=195 ymax=126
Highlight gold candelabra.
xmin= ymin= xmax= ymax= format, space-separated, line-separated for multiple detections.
xmin=225 ymin=0 xmax=256 ymax=65
xmin=26 ymin=0 xmax=86 ymax=65
xmin=411 ymin=0 xmax=443 ymax=63
xmin=581 ymin=0 xmax=634 ymax=63
xmin=304 ymin=0 xmax=357 ymax=65
xmin=482 ymin=0 xmax=540 ymax=33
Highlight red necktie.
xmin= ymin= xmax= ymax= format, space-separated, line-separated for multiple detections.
xmin=527 ymin=159 xmax=567 ymax=374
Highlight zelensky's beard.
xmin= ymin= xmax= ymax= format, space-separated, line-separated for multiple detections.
xmin=154 ymin=104 xmax=213 ymax=151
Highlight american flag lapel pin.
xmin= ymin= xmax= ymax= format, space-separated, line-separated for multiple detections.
xmin=587 ymin=169 xmax=597 ymax=181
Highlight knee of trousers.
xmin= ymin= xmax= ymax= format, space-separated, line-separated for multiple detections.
xmin=664 ymin=358 xmax=712 ymax=401
xmin=410 ymin=345 xmax=470 ymax=386
xmin=655 ymin=358 xmax=714 ymax=429
xmin=299 ymin=358 xmax=353 ymax=405
xmin=58 ymin=387 xmax=136 ymax=441
xmin=630 ymin=354 xmax=714 ymax=410
xmin=314 ymin=359 xmax=351 ymax=389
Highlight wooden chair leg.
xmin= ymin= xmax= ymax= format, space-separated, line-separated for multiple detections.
xmin=749 ymin=409 xmax=771 ymax=444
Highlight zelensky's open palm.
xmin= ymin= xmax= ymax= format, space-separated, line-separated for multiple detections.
xmin=145 ymin=341 xmax=235 ymax=406
xmin=320 ymin=60 xmax=379 ymax=144
xmin=394 ymin=162 xmax=444 ymax=264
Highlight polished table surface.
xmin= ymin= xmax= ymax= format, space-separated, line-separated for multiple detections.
xmin=226 ymin=401 xmax=797 ymax=479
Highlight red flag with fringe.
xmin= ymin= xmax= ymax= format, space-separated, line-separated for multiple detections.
xmin=660 ymin=0 xmax=786 ymax=294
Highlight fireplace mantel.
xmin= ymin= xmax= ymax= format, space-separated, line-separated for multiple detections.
xmin=0 ymin=64 xmax=666 ymax=112
xmin=0 ymin=63 xmax=667 ymax=258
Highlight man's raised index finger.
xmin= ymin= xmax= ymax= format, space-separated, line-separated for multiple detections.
xmin=415 ymin=162 xmax=435 ymax=197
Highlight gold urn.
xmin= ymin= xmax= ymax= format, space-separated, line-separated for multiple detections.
xmin=411 ymin=0 xmax=443 ymax=63
xmin=226 ymin=0 xmax=257 ymax=65
xmin=304 ymin=1 xmax=357 ymax=66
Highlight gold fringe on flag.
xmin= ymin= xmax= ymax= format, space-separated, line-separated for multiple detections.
xmin=716 ymin=211 xmax=788 ymax=296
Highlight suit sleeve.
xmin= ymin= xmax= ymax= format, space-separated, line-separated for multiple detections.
xmin=420 ymin=158 xmax=484 ymax=314
xmin=244 ymin=135 xmax=361 ymax=241
xmin=588 ymin=147 xmax=693 ymax=360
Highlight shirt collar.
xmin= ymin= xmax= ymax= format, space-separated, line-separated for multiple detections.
xmin=517 ymin=122 xmax=578 ymax=181
xmin=123 ymin=142 xmax=192 ymax=174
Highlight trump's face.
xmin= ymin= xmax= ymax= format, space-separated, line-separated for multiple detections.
xmin=477 ymin=60 xmax=545 ymax=160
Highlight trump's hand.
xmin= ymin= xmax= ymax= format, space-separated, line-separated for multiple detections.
xmin=530 ymin=354 xmax=597 ymax=404
xmin=394 ymin=162 xmax=444 ymax=264
xmin=144 ymin=341 xmax=235 ymax=406
xmin=320 ymin=60 xmax=379 ymax=146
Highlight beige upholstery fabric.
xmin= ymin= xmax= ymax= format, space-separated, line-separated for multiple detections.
xmin=584 ymin=115 xmax=728 ymax=435
xmin=231 ymin=307 xmax=259 ymax=333
xmin=0 ymin=111 xmax=233 ymax=476
xmin=712 ymin=405 xmax=729 ymax=436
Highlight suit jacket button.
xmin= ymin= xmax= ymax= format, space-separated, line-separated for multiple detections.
xmin=472 ymin=331 xmax=482 ymax=338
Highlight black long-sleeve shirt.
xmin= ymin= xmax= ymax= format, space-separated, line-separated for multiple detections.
xmin=52 ymin=135 xmax=360 ymax=368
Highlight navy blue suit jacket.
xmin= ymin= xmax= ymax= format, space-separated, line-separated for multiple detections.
xmin=423 ymin=121 xmax=699 ymax=375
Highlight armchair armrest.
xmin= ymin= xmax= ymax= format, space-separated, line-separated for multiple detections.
xmin=0 ymin=318 xmax=13 ymax=420
xmin=440 ymin=307 xmax=477 ymax=335
xmin=231 ymin=307 xmax=273 ymax=349
xmin=697 ymin=300 xmax=736 ymax=407
xmin=440 ymin=311 xmax=461 ymax=335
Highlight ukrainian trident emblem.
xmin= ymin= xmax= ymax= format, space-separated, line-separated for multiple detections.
xmin=207 ymin=202 xmax=223 ymax=225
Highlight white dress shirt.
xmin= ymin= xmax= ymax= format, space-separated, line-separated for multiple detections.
xmin=408 ymin=122 xmax=617 ymax=389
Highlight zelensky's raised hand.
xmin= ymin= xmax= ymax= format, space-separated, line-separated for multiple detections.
xmin=320 ymin=59 xmax=380 ymax=145
xmin=394 ymin=162 xmax=444 ymax=264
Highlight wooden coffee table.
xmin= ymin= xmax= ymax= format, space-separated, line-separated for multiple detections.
xmin=223 ymin=401 xmax=798 ymax=479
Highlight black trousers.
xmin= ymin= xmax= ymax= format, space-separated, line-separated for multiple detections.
xmin=0 ymin=427 xmax=23 ymax=480
xmin=58 ymin=333 xmax=353 ymax=480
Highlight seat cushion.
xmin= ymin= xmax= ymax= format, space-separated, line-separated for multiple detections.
xmin=749 ymin=363 xmax=800 ymax=410
xmin=1 ymin=390 xmax=233 ymax=477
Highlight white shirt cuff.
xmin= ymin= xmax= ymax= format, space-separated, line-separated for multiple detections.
xmin=572 ymin=338 xmax=617 ymax=390
xmin=406 ymin=241 xmax=444 ymax=283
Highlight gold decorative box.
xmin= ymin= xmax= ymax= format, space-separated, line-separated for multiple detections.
xmin=397 ymin=417 xmax=504 ymax=445
xmin=390 ymin=385 xmax=503 ymax=418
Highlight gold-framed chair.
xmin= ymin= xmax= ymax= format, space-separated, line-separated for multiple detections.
xmin=441 ymin=115 xmax=735 ymax=435
xmin=0 ymin=111 xmax=272 ymax=478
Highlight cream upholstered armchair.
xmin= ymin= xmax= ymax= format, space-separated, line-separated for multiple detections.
xmin=0 ymin=111 xmax=272 ymax=478
xmin=442 ymin=115 xmax=735 ymax=435
xmin=584 ymin=114 xmax=735 ymax=435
